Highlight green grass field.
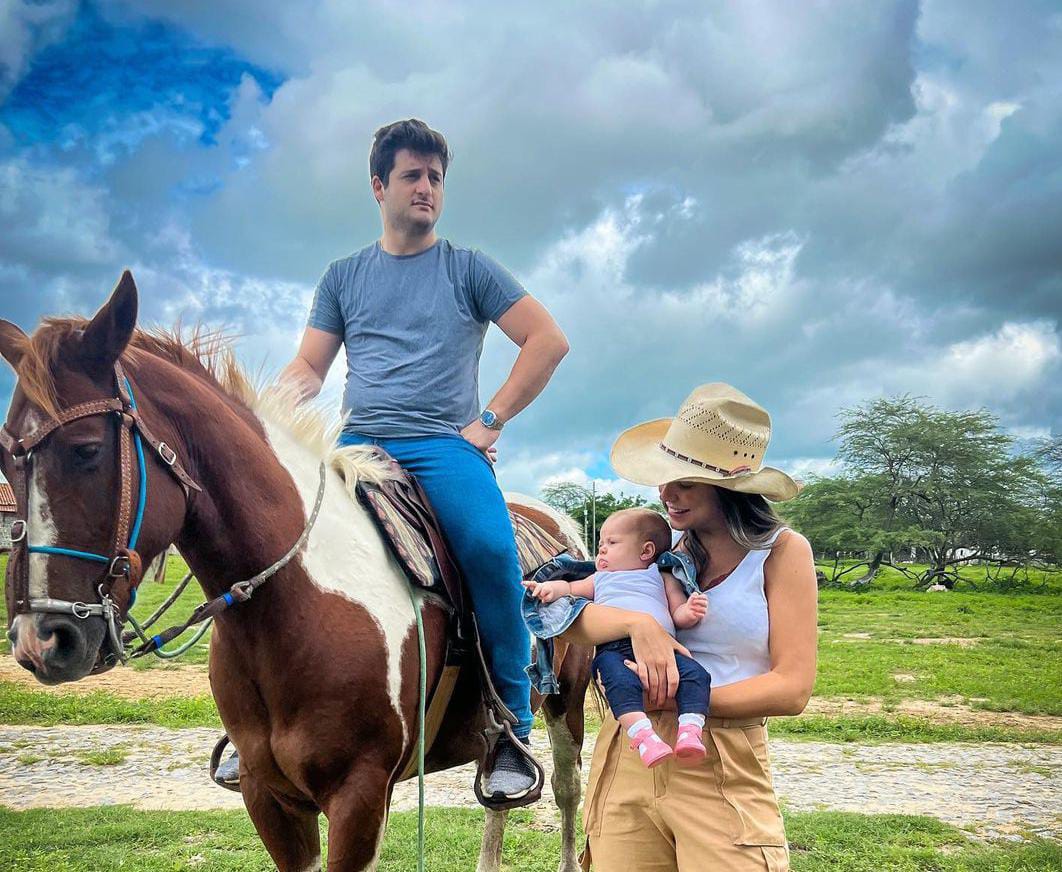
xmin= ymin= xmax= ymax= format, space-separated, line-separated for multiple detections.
xmin=1 ymin=555 xmax=1060 ymax=742
xmin=813 ymin=590 xmax=1062 ymax=714
xmin=1 ymin=806 xmax=1058 ymax=871
xmin=1 ymin=556 xmax=1060 ymax=868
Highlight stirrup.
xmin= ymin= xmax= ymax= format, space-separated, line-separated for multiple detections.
xmin=468 ymin=614 xmax=545 ymax=810
xmin=474 ymin=714 xmax=545 ymax=811
xmin=209 ymin=734 xmax=242 ymax=793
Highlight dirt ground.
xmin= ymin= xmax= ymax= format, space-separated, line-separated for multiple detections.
xmin=0 ymin=658 xmax=213 ymax=699
xmin=3 ymin=657 xmax=1060 ymax=733
xmin=803 ymin=696 xmax=1062 ymax=731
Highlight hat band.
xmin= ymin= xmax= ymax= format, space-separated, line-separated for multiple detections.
xmin=659 ymin=443 xmax=753 ymax=477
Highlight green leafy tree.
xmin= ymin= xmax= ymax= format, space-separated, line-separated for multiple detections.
xmin=792 ymin=396 xmax=1046 ymax=587
xmin=541 ymin=481 xmax=664 ymax=551
xmin=1030 ymin=435 xmax=1062 ymax=567
xmin=783 ymin=474 xmax=932 ymax=583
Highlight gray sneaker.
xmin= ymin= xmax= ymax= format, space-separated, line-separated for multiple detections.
xmin=214 ymin=749 xmax=240 ymax=787
xmin=484 ymin=738 xmax=536 ymax=800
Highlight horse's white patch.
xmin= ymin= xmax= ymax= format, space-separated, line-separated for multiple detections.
xmin=26 ymin=464 xmax=57 ymax=600
xmin=258 ymin=417 xmax=416 ymax=734
xmin=297 ymin=857 xmax=321 ymax=872
xmin=10 ymin=613 xmax=55 ymax=668
xmin=477 ymin=809 xmax=508 ymax=872
xmin=9 ymin=420 xmax=58 ymax=661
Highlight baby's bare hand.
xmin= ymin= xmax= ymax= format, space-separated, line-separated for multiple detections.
xmin=521 ymin=580 xmax=564 ymax=603
xmin=687 ymin=592 xmax=709 ymax=620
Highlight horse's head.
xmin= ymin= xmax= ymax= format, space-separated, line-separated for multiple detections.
xmin=0 ymin=272 xmax=194 ymax=683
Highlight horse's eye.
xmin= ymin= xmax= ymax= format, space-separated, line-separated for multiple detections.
xmin=73 ymin=443 xmax=102 ymax=463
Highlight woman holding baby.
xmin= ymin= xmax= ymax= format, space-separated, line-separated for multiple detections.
xmin=565 ymin=383 xmax=817 ymax=872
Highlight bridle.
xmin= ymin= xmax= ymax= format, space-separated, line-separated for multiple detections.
xmin=0 ymin=360 xmax=201 ymax=667
xmin=2 ymin=357 xmax=329 ymax=669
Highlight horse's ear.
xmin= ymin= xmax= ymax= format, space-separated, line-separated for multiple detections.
xmin=0 ymin=320 xmax=28 ymax=371
xmin=81 ymin=270 xmax=138 ymax=368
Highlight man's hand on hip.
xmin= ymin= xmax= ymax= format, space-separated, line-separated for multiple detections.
xmin=461 ymin=420 xmax=500 ymax=462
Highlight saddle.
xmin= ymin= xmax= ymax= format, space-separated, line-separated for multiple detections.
xmin=356 ymin=449 xmax=568 ymax=809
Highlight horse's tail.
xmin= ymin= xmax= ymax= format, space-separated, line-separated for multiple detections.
xmin=505 ymin=493 xmax=589 ymax=560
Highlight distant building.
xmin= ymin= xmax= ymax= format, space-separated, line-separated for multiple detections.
xmin=0 ymin=482 xmax=14 ymax=552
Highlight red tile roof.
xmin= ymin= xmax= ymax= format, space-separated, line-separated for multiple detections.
xmin=0 ymin=483 xmax=15 ymax=513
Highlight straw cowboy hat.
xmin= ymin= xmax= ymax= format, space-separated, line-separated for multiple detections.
xmin=610 ymin=383 xmax=801 ymax=502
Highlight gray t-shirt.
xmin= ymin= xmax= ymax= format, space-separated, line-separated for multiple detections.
xmin=307 ymin=239 xmax=527 ymax=437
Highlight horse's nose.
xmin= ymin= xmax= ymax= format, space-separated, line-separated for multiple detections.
xmin=38 ymin=614 xmax=91 ymax=678
xmin=6 ymin=625 xmax=16 ymax=644
xmin=14 ymin=655 xmax=37 ymax=674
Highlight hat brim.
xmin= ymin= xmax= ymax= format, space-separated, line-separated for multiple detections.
xmin=610 ymin=418 xmax=801 ymax=502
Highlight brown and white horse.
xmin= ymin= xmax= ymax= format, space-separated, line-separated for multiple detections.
xmin=0 ymin=274 xmax=590 ymax=872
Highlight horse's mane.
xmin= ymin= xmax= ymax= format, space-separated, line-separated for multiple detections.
xmin=13 ymin=317 xmax=396 ymax=487
xmin=13 ymin=317 xmax=247 ymax=417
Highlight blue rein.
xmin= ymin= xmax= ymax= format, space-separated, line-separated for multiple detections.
xmin=27 ymin=377 xmax=148 ymax=578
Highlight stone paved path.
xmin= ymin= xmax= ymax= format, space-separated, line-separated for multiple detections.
xmin=0 ymin=726 xmax=1057 ymax=841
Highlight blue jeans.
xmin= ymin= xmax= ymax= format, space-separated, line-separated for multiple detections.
xmin=593 ymin=638 xmax=710 ymax=720
xmin=338 ymin=432 xmax=533 ymax=738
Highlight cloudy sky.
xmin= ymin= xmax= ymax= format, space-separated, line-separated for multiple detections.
xmin=2 ymin=0 xmax=1059 ymax=499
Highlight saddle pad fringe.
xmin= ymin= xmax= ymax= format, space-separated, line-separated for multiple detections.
xmin=510 ymin=511 xmax=568 ymax=577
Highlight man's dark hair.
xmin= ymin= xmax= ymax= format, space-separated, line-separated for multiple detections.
xmin=369 ymin=119 xmax=451 ymax=186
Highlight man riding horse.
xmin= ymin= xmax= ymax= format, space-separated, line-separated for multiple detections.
xmin=214 ymin=118 xmax=569 ymax=800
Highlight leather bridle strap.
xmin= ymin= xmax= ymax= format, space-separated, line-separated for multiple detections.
xmin=0 ymin=426 xmax=31 ymax=615
xmin=114 ymin=362 xmax=199 ymax=497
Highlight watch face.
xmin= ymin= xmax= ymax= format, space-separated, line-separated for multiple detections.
xmin=481 ymin=410 xmax=497 ymax=427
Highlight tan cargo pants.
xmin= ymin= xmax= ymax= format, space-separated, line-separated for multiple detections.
xmin=580 ymin=710 xmax=789 ymax=871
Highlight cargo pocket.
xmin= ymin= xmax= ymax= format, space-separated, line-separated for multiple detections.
xmin=761 ymin=844 xmax=790 ymax=871
xmin=709 ymin=723 xmax=787 ymax=848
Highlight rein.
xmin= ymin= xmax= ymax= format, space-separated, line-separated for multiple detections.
xmin=126 ymin=460 xmax=327 ymax=659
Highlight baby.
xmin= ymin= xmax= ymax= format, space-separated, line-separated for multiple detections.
xmin=523 ymin=508 xmax=711 ymax=767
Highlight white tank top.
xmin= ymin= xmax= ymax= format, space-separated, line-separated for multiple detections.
xmin=676 ymin=527 xmax=788 ymax=687
xmin=594 ymin=565 xmax=675 ymax=636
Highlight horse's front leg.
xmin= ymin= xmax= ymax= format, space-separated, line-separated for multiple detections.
xmin=242 ymin=772 xmax=322 ymax=872
xmin=322 ymin=765 xmax=393 ymax=872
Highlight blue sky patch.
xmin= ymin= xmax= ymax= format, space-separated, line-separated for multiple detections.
xmin=0 ymin=2 xmax=283 ymax=157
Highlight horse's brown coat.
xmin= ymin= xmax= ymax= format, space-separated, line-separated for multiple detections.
xmin=0 ymin=277 xmax=591 ymax=872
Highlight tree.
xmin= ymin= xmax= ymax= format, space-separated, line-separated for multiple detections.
xmin=540 ymin=482 xmax=592 ymax=517
xmin=783 ymin=474 xmax=933 ymax=584
xmin=899 ymin=408 xmax=1040 ymax=585
xmin=541 ymin=481 xmax=664 ymax=552
xmin=792 ymin=396 xmax=1046 ymax=588
xmin=833 ymin=396 xmax=932 ymax=582
xmin=1029 ymin=435 xmax=1062 ymax=567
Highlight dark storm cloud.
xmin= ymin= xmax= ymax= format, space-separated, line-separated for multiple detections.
xmin=2 ymin=0 xmax=1059 ymax=494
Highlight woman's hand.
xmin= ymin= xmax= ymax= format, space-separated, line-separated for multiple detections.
xmin=624 ymin=615 xmax=693 ymax=708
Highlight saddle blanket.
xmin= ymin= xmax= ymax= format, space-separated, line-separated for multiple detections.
xmin=356 ymin=456 xmax=568 ymax=606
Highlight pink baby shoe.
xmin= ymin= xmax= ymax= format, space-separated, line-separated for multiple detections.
xmin=629 ymin=727 xmax=674 ymax=768
xmin=674 ymin=724 xmax=707 ymax=762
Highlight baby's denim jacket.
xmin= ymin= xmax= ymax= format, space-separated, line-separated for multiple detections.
xmin=522 ymin=551 xmax=699 ymax=695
